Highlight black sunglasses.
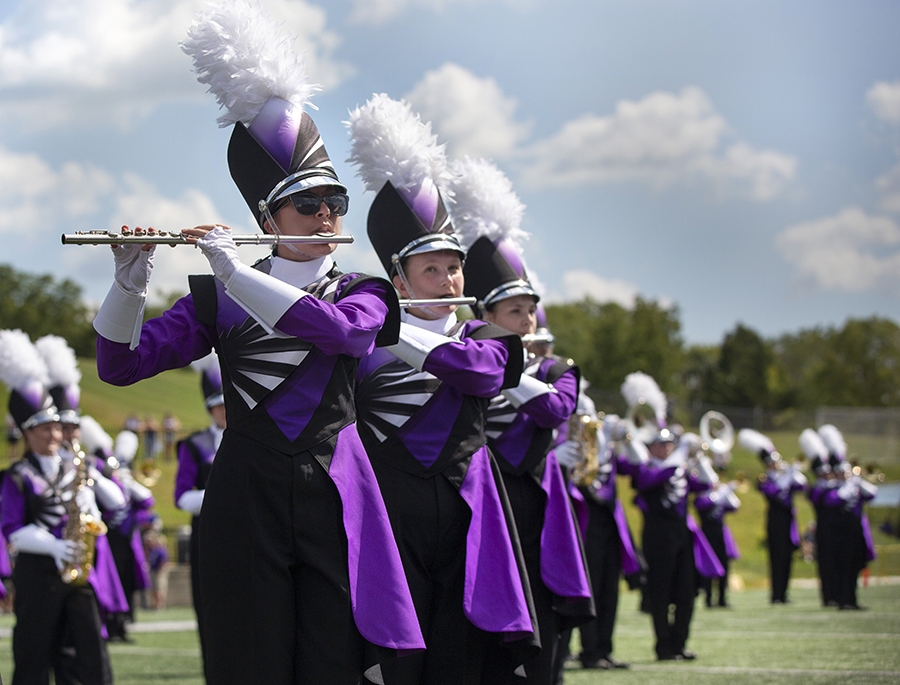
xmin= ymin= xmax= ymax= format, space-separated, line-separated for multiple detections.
xmin=283 ymin=192 xmax=350 ymax=217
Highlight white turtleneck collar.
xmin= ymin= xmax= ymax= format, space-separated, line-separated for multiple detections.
xmin=401 ymin=308 xmax=458 ymax=335
xmin=210 ymin=423 xmax=225 ymax=450
xmin=269 ymin=255 xmax=334 ymax=289
xmin=34 ymin=453 xmax=61 ymax=481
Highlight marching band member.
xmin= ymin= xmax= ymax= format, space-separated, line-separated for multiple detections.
xmin=691 ymin=455 xmax=741 ymax=608
xmin=94 ymin=4 xmax=422 ymax=682
xmin=175 ymin=352 xmax=226 ymax=678
xmin=347 ymin=95 xmax=534 ymax=684
xmin=742 ymin=428 xmax=806 ymax=605
xmin=625 ymin=372 xmax=721 ymax=662
xmin=450 ymin=157 xmax=594 ymax=684
xmin=818 ymin=425 xmax=877 ymax=610
xmin=1 ymin=329 xmax=122 ymax=685
xmin=804 ymin=429 xmax=840 ymax=607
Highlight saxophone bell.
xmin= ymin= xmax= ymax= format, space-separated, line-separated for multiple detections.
xmin=60 ymin=441 xmax=107 ymax=586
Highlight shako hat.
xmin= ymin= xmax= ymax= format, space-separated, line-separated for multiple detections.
xmin=445 ymin=157 xmax=537 ymax=310
xmin=182 ymin=0 xmax=345 ymax=228
xmin=192 ymin=352 xmax=224 ymax=409
xmin=0 ymin=329 xmax=59 ymax=432
xmin=620 ymin=371 xmax=671 ymax=444
xmin=346 ymin=94 xmax=462 ymax=277
xmin=35 ymin=334 xmax=82 ymax=426
xmin=738 ymin=428 xmax=780 ymax=465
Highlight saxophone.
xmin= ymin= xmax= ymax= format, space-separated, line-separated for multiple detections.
xmin=60 ymin=441 xmax=108 ymax=586
xmin=567 ymin=413 xmax=602 ymax=486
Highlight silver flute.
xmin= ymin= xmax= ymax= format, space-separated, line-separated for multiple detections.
xmin=61 ymin=230 xmax=354 ymax=246
xmin=398 ymin=297 xmax=476 ymax=308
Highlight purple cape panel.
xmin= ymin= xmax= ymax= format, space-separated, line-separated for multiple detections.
xmin=862 ymin=513 xmax=877 ymax=562
xmin=790 ymin=508 xmax=800 ymax=548
xmin=723 ymin=523 xmax=741 ymax=560
xmin=90 ymin=535 xmax=130 ymax=613
xmin=328 ymin=425 xmax=425 ymax=652
xmin=0 ymin=532 xmax=11 ymax=577
xmin=131 ymin=528 xmax=151 ymax=590
xmin=687 ymin=513 xmax=725 ymax=578
xmin=614 ymin=500 xmax=642 ymax=575
xmin=538 ymin=453 xmax=591 ymax=600
xmin=0 ymin=579 xmax=5 ymax=598
xmin=567 ymin=480 xmax=589 ymax=538
xmin=458 ymin=447 xmax=533 ymax=638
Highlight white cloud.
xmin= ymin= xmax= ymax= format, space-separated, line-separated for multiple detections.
xmin=0 ymin=144 xmax=114 ymax=237
xmin=866 ymin=81 xmax=900 ymax=126
xmin=775 ymin=207 xmax=900 ymax=295
xmin=0 ymin=0 xmax=350 ymax=132
xmin=405 ymin=63 xmax=531 ymax=160
xmin=877 ymin=163 xmax=900 ymax=213
xmin=349 ymin=0 xmax=535 ymax=25
xmin=521 ymin=86 xmax=797 ymax=201
xmin=554 ymin=269 xmax=641 ymax=308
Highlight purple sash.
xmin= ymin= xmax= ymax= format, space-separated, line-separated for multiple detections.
xmin=91 ymin=535 xmax=130 ymax=613
xmin=790 ymin=507 xmax=800 ymax=548
xmin=328 ymin=427 xmax=425 ymax=652
xmin=687 ymin=513 xmax=725 ymax=578
xmin=862 ymin=512 xmax=877 ymax=562
xmin=131 ymin=528 xmax=152 ymax=590
xmin=539 ymin=453 xmax=592 ymax=601
xmin=459 ymin=447 xmax=533 ymax=639
xmin=567 ymin=480 xmax=589 ymax=537
xmin=723 ymin=522 xmax=741 ymax=560
xmin=614 ymin=500 xmax=642 ymax=575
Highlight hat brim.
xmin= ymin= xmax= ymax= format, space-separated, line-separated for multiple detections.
xmin=272 ymin=174 xmax=348 ymax=204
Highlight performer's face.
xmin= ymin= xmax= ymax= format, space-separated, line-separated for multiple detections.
xmin=25 ymin=422 xmax=62 ymax=456
xmin=648 ymin=440 xmax=675 ymax=460
xmin=393 ymin=250 xmax=464 ymax=319
xmin=485 ymin=295 xmax=538 ymax=338
xmin=209 ymin=404 xmax=227 ymax=430
xmin=265 ymin=185 xmax=345 ymax=262
xmin=61 ymin=423 xmax=79 ymax=445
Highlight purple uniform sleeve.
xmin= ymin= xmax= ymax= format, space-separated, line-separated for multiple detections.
xmin=1 ymin=473 xmax=27 ymax=539
xmin=519 ymin=367 xmax=579 ymax=429
xmin=422 ymin=337 xmax=512 ymax=398
xmin=634 ymin=462 xmax=678 ymax=492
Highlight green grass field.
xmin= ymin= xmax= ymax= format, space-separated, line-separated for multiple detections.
xmin=0 ymin=584 xmax=896 ymax=683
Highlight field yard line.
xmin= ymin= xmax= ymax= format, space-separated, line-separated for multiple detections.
xmin=628 ymin=665 xmax=900 ymax=677
xmin=105 ymin=646 xmax=201 ymax=657
xmin=615 ymin=628 xmax=900 ymax=639
xmin=130 ymin=620 xmax=198 ymax=633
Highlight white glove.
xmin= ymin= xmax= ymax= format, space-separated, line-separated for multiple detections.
xmin=661 ymin=441 xmax=690 ymax=468
xmin=555 ymin=440 xmax=582 ymax=468
xmin=9 ymin=524 xmax=79 ymax=570
xmin=623 ymin=439 xmax=649 ymax=465
xmin=387 ymin=323 xmax=454 ymax=371
xmin=502 ymin=374 xmax=557 ymax=407
xmin=88 ymin=466 xmax=127 ymax=512
xmin=177 ymin=490 xmax=205 ymax=516
xmin=197 ymin=226 xmax=241 ymax=285
xmin=113 ymin=242 xmax=155 ymax=295
xmin=73 ymin=487 xmax=103 ymax=522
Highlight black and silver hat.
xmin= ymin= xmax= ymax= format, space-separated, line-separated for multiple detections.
xmin=0 ymin=329 xmax=58 ymax=432
xmin=36 ymin=334 xmax=81 ymax=426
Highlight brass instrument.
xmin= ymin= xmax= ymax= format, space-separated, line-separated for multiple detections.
xmin=60 ymin=441 xmax=108 ymax=586
xmin=567 ymin=413 xmax=602 ymax=486
xmin=699 ymin=411 xmax=734 ymax=455
xmin=61 ymin=230 xmax=353 ymax=246
xmin=398 ymin=297 xmax=476 ymax=308
xmin=521 ymin=333 xmax=556 ymax=345
xmin=623 ymin=400 xmax=659 ymax=445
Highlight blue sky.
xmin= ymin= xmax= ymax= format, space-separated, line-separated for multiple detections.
xmin=1 ymin=0 xmax=898 ymax=344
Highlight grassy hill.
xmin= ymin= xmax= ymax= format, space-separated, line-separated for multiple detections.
xmin=2 ymin=358 xmax=899 ymax=583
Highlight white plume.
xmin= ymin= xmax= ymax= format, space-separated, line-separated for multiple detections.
xmin=0 ymin=329 xmax=48 ymax=390
xmin=79 ymin=415 xmax=113 ymax=454
xmin=181 ymin=0 xmax=318 ymax=128
xmin=114 ymin=431 xmax=140 ymax=464
xmin=817 ymin=424 xmax=847 ymax=459
xmin=345 ymin=93 xmax=453 ymax=194
xmin=35 ymin=335 xmax=81 ymax=387
xmin=620 ymin=371 xmax=667 ymax=420
xmin=737 ymin=428 xmax=774 ymax=455
xmin=446 ymin=157 xmax=527 ymax=251
xmin=799 ymin=428 xmax=829 ymax=461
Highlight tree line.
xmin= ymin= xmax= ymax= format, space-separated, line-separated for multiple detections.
xmin=3 ymin=263 xmax=898 ymax=414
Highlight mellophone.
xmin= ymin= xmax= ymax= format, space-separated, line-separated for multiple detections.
xmin=61 ymin=230 xmax=354 ymax=246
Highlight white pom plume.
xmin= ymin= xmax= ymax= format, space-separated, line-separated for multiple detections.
xmin=114 ymin=431 xmax=140 ymax=464
xmin=817 ymin=424 xmax=846 ymax=459
xmin=181 ymin=0 xmax=318 ymax=128
xmin=620 ymin=371 xmax=667 ymax=420
xmin=737 ymin=428 xmax=774 ymax=455
xmin=799 ymin=428 xmax=828 ymax=461
xmin=79 ymin=415 xmax=113 ymax=454
xmin=446 ymin=157 xmax=527 ymax=251
xmin=0 ymin=329 xmax=48 ymax=390
xmin=35 ymin=335 xmax=81 ymax=387
xmin=345 ymin=93 xmax=452 ymax=194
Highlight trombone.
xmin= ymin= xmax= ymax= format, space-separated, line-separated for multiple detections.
xmin=61 ymin=230 xmax=354 ymax=246
xmin=398 ymin=297 xmax=476 ymax=309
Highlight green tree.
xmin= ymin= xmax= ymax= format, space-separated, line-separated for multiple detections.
xmin=0 ymin=264 xmax=95 ymax=356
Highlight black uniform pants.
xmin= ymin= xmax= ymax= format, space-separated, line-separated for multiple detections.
xmin=12 ymin=553 xmax=112 ymax=685
xmin=579 ymin=502 xmax=621 ymax=661
xmin=699 ymin=516 xmax=728 ymax=607
xmin=642 ymin=514 xmax=696 ymax=659
xmin=766 ymin=504 xmax=795 ymax=603
xmin=199 ymin=433 xmax=364 ymax=685
xmin=371 ymin=461 xmax=492 ymax=685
